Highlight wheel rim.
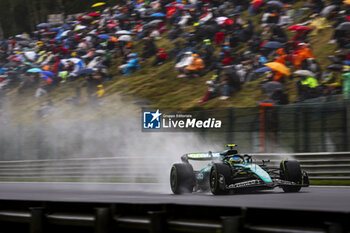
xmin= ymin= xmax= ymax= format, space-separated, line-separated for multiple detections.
xmin=210 ymin=168 xmax=217 ymax=191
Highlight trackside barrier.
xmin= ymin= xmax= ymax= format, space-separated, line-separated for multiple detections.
xmin=0 ymin=201 xmax=347 ymax=233
xmin=0 ymin=152 xmax=350 ymax=181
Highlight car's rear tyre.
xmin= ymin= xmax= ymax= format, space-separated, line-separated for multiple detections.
xmin=210 ymin=163 xmax=231 ymax=195
xmin=170 ymin=163 xmax=195 ymax=194
xmin=280 ymin=160 xmax=302 ymax=193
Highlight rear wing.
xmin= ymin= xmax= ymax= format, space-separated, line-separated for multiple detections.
xmin=181 ymin=152 xmax=221 ymax=163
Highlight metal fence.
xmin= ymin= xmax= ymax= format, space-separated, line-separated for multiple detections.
xmin=0 ymin=152 xmax=349 ymax=182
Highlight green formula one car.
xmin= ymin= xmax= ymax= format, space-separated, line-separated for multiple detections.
xmin=170 ymin=144 xmax=309 ymax=195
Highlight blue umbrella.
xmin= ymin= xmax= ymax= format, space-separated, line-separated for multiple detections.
xmin=27 ymin=68 xmax=42 ymax=73
xmin=40 ymin=71 xmax=54 ymax=76
xmin=37 ymin=23 xmax=51 ymax=28
xmin=77 ymin=68 xmax=95 ymax=75
xmin=262 ymin=41 xmax=283 ymax=49
xmin=50 ymin=28 xmax=60 ymax=32
xmin=150 ymin=13 xmax=166 ymax=17
xmin=97 ymin=34 xmax=111 ymax=40
xmin=255 ymin=67 xmax=272 ymax=73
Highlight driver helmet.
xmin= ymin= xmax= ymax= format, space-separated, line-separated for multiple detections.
xmin=229 ymin=156 xmax=244 ymax=164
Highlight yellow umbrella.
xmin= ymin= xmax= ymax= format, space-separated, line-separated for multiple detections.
xmin=344 ymin=0 xmax=350 ymax=5
xmin=92 ymin=2 xmax=106 ymax=8
xmin=264 ymin=62 xmax=291 ymax=76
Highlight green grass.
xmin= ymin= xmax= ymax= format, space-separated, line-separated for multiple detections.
xmin=310 ymin=180 xmax=350 ymax=186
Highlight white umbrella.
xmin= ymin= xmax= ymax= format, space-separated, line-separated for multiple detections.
xmin=115 ymin=30 xmax=134 ymax=35
xmin=294 ymin=70 xmax=315 ymax=77
xmin=61 ymin=30 xmax=71 ymax=37
xmin=320 ymin=5 xmax=337 ymax=17
xmin=215 ymin=17 xmax=228 ymax=25
xmin=74 ymin=25 xmax=87 ymax=31
xmin=118 ymin=35 xmax=132 ymax=42
xmin=24 ymin=51 xmax=36 ymax=61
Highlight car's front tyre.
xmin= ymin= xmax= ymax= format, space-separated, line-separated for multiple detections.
xmin=209 ymin=163 xmax=231 ymax=195
xmin=280 ymin=160 xmax=302 ymax=193
xmin=170 ymin=163 xmax=195 ymax=194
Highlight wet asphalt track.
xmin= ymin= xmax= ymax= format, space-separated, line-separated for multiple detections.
xmin=0 ymin=182 xmax=349 ymax=213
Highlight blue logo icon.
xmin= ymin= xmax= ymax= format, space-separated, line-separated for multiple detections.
xmin=143 ymin=109 xmax=162 ymax=129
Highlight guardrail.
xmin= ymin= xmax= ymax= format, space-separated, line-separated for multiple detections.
xmin=0 ymin=200 xmax=348 ymax=233
xmin=0 ymin=152 xmax=349 ymax=181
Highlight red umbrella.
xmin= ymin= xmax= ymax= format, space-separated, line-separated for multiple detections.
xmin=287 ymin=25 xmax=313 ymax=32
xmin=107 ymin=23 xmax=118 ymax=29
xmin=224 ymin=19 xmax=234 ymax=26
xmin=88 ymin=12 xmax=101 ymax=17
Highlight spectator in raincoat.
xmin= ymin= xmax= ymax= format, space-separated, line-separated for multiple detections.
xmin=199 ymin=76 xmax=220 ymax=104
xmin=292 ymin=43 xmax=315 ymax=69
xmin=153 ymin=48 xmax=168 ymax=66
xmin=120 ymin=53 xmax=140 ymax=75
xmin=274 ymin=48 xmax=287 ymax=65
xmin=296 ymin=75 xmax=319 ymax=101
xmin=184 ymin=53 xmax=205 ymax=78
xmin=273 ymin=48 xmax=288 ymax=82
xmin=175 ymin=52 xmax=194 ymax=78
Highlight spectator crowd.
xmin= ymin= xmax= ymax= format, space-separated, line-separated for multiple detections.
xmin=1 ymin=0 xmax=350 ymax=114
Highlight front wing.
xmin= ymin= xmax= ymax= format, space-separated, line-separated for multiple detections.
xmin=221 ymin=178 xmax=309 ymax=190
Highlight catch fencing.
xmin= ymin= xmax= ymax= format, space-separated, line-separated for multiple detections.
xmin=0 ymin=152 xmax=349 ymax=182
xmin=1 ymin=98 xmax=349 ymax=163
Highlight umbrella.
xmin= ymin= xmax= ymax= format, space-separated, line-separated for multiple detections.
xmin=61 ymin=30 xmax=71 ymax=37
xmin=118 ymin=35 xmax=132 ymax=42
xmin=255 ymin=67 xmax=272 ymax=73
xmin=146 ymin=19 xmax=163 ymax=27
xmin=15 ymin=34 xmax=27 ymax=40
xmin=262 ymin=41 xmax=283 ymax=49
xmin=115 ymin=30 xmax=134 ymax=35
xmin=262 ymin=81 xmax=285 ymax=97
xmin=336 ymin=22 xmax=350 ymax=31
xmin=287 ymin=25 xmax=313 ymax=32
xmin=27 ymin=68 xmax=42 ymax=73
xmin=50 ymin=28 xmax=60 ymax=32
xmin=264 ymin=62 xmax=291 ymax=76
xmin=37 ymin=23 xmax=51 ymax=28
xmin=150 ymin=13 xmax=166 ymax=17
xmin=40 ymin=71 xmax=54 ymax=76
xmin=109 ymin=36 xmax=118 ymax=42
xmin=294 ymin=70 xmax=315 ymax=77
xmin=344 ymin=0 xmax=350 ymax=5
xmin=74 ymin=25 xmax=88 ymax=31
xmin=77 ymin=68 xmax=95 ymax=75
xmin=107 ymin=23 xmax=118 ymax=29
xmin=267 ymin=0 xmax=283 ymax=8
xmin=320 ymin=5 xmax=337 ymax=17
xmin=24 ymin=51 xmax=36 ymax=61
xmin=97 ymin=34 xmax=111 ymax=40
xmin=88 ymin=12 xmax=101 ymax=17
xmin=215 ymin=17 xmax=228 ymax=25
xmin=327 ymin=64 xmax=343 ymax=70
xmin=183 ymin=4 xmax=196 ymax=10
xmin=92 ymin=2 xmax=106 ymax=8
